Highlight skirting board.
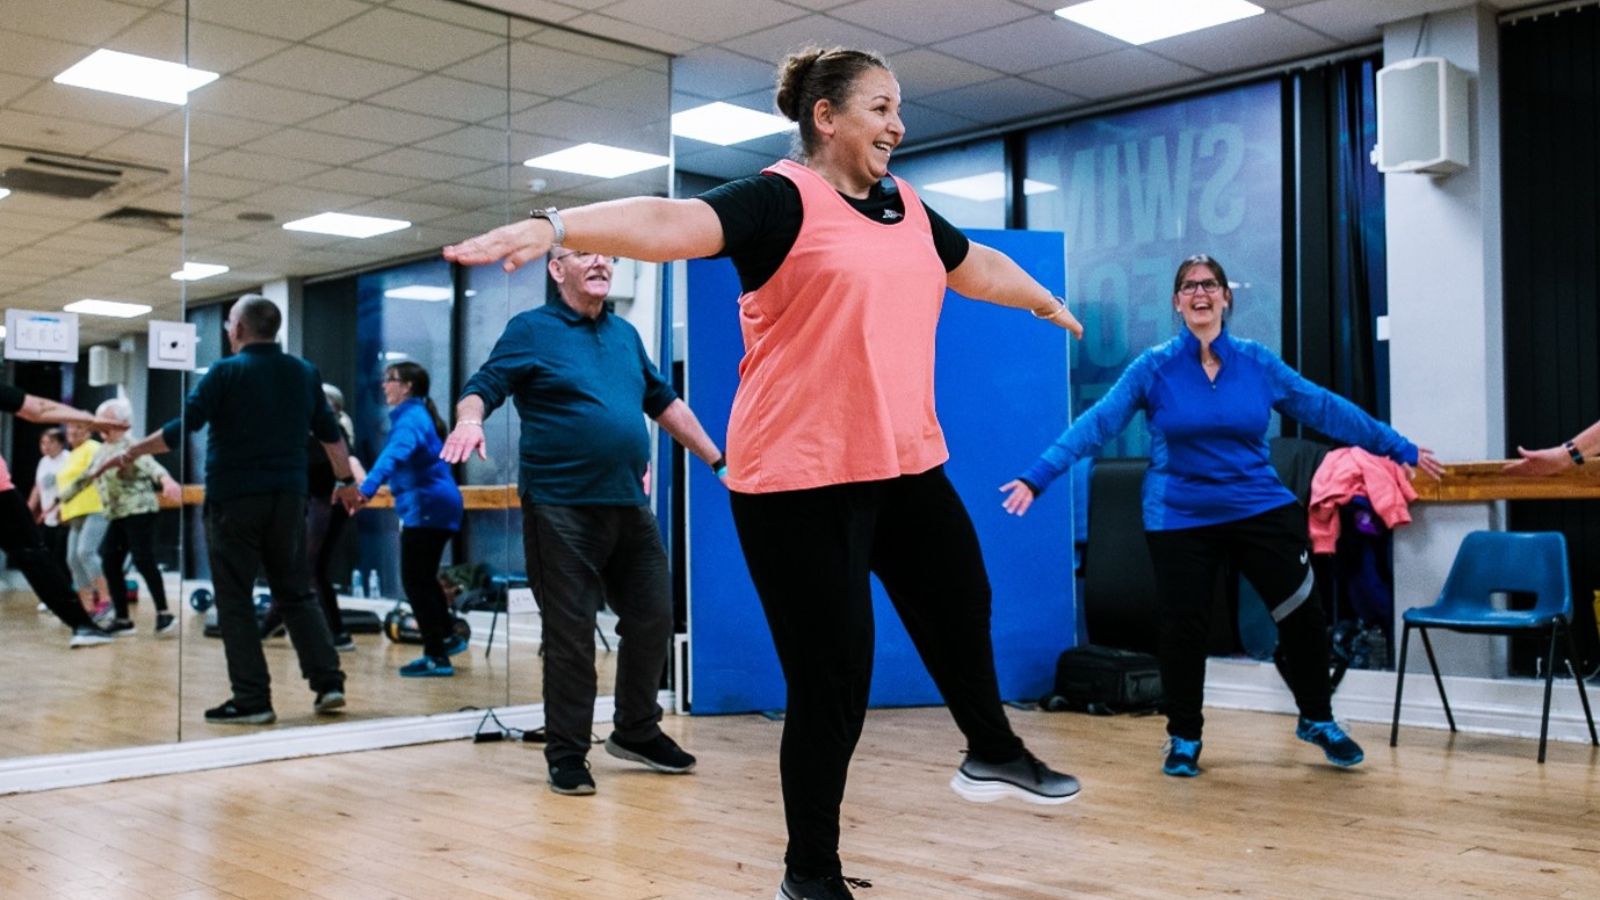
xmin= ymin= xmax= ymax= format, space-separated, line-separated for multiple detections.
xmin=1206 ymin=657 xmax=1599 ymax=744
xmin=0 ymin=690 xmax=677 ymax=796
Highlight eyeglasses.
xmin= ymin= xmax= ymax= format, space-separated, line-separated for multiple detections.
xmin=382 ymin=375 xmax=405 ymax=384
xmin=1178 ymin=279 xmax=1224 ymax=295
xmin=552 ymin=251 xmax=616 ymax=264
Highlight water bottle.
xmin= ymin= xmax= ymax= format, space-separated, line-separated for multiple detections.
xmin=351 ymin=568 xmax=366 ymax=599
xmin=368 ymin=569 xmax=382 ymax=600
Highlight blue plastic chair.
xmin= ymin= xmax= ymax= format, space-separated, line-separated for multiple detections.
xmin=1389 ymin=531 xmax=1598 ymax=763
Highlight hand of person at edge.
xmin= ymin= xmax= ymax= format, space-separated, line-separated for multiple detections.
xmin=1502 ymin=445 xmax=1571 ymax=477
xmin=335 ymin=484 xmax=366 ymax=513
xmin=999 ymin=479 xmax=1036 ymax=516
xmin=1045 ymin=303 xmax=1085 ymax=340
xmin=439 ymin=422 xmax=487 ymax=464
xmin=442 ymin=219 xmax=552 ymax=273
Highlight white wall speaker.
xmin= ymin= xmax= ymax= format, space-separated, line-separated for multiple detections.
xmin=87 ymin=345 xmax=128 ymax=386
xmin=1372 ymin=56 xmax=1470 ymax=175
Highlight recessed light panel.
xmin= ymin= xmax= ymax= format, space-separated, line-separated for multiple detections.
xmin=1055 ymin=0 xmax=1264 ymax=45
xmin=53 ymin=49 xmax=219 ymax=105
xmin=0 ymin=189 xmax=10 ymax=201
xmin=921 ymin=172 xmax=1059 ymax=202
xmin=65 ymin=299 xmax=152 ymax=318
xmin=171 ymin=262 xmax=230 ymax=282
xmin=523 ymin=143 xmax=670 ymax=178
xmin=384 ymin=286 xmax=452 ymax=302
xmin=282 ymin=212 xmax=410 ymax=239
xmin=672 ymin=102 xmax=794 ymax=146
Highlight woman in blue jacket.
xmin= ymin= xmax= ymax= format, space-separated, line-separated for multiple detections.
xmin=1002 ymin=254 xmax=1444 ymax=778
xmin=361 ymin=362 xmax=466 ymax=677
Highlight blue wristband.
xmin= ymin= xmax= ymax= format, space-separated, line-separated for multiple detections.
xmin=711 ymin=456 xmax=728 ymax=478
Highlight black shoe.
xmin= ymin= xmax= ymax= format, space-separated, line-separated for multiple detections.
xmin=106 ymin=618 xmax=136 ymax=635
xmin=548 ymin=756 xmax=596 ymax=796
xmin=604 ymin=732 xmax=696 ymax=773
xmin=950 ymin=750 xmax=1080 ymax=805
xmin=260 ymin=619 xmax=286 ymax=640
xmin=155 ymin=613 xmax=177 ymax=635
xmin=204 ymin=700 xmax=275 ymax=725
xmin=314 ymin=689 xmax=346 ymax=714
xmin=69 ymin=625 xmax=114 ymax=648
xmin=332 ymin=632 xmax=356 ymax=652
xmin=778 ymin=871 xmax=871 ymax=900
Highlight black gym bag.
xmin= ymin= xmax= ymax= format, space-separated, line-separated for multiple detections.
xmin=1041 ymin=645 xmax=1164 ymax=715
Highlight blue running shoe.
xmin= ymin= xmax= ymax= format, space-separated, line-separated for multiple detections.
xmin=441 ymin=634 xmax=469 ymax=657
xmin=1296 ymin=717 xmax=1364 ymax=767
xmin=398 ymin=655 xmax=454 ymax=678
xmin=1162 ymin=737 xmax=1201 ymax=777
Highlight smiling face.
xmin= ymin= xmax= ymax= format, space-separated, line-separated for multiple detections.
xmin=548 ymin=251 xmax=614 ymax=311
xmin=381 ymin=367 xmax=411 ymax=407
xmin=815 ymin=66 xmax=903 ymax=192
xmin=1173 ymin=261 xmax=1231 ymax=333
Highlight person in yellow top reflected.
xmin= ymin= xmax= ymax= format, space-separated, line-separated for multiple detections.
xmin=55 ymin=420 xmax=110 ymax=618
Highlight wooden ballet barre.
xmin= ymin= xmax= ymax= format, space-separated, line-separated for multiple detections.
xmin=1413 ymin=461 xmax=1600 ymax=502
xmin=162 ymin=484 xmax=522 ymax=510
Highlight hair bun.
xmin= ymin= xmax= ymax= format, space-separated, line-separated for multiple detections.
xmin=775 ymin=47 xmax=825 ymax=121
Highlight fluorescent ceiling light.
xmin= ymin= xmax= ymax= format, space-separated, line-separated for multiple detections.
xmin=384 ymin=285 xmax=452 ymax=302
xmin=672 ymin=102 xmax=794 ymax=146
xmin=1055 ymin=0 xmax=1263 ymax=45
xmin=65 ymin=299 xmax=152 ymax=318
xmin=523 ymin=143 xmax=670 ymax=178
xmin=383 ymin=351 xmax=410 ymax=361
xmin=282 ymin=212 xmax=410 ymax=239
xmin=0 ymin=188 xmax=10 ymax=201
xmin=171 ymin=262 xmax=230 ymax=282
xmin=53 ymin=49 xmax=219 ymax=105
xmin=921 ymin=172 xmax=1059 ymax=202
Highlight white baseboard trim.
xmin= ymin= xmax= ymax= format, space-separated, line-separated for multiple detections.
xmin=0 ymin=690 xmax=678 ymax=796
xmin=1205 ymin=657 xmax=1599 ymax=744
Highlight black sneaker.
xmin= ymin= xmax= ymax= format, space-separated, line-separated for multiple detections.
xmin=260 ymin=619 xmax=286 ymax=640
xmin=155 ymin=613 xmax=177 ymax=635
xmin=205 ymin=700 xmax=276 ymax=725
xmin=778 ymin=871 xmax=871 ymax=900
xmin=950 ymin=751 xmax=1080 ymax=805
xmin=548 ymin=756 xmax=596 ymax=796
xmin=69 ymin=625 xmax=114 ymax=648
xmin=332 ymin=632 xmax=356 ymax=652
xmin=106 ymin=618 xmax=136 ymax=635
xmin=314 ymin=689 xmax=347 ymax=714
xmin=604 ymin=732 xmax=696 ymax=773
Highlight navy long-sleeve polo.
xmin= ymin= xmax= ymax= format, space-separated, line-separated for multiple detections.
xmin=162 ymin=342 xmax=342 ymax=503
xmin=461 ymin=301 xmax=676 ymax=506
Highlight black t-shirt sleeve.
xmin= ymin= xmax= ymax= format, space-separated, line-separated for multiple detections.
xmin=0 ymin=383 xmax=26 ymax=414
xmin=922 ymin=202 xmax=971 ymax=272
xmin=697 ymin=174 xmax=802 ymax=293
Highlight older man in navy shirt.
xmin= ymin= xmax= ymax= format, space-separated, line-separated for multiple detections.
xmin=443 ymin=249 xmax=723 ymax=796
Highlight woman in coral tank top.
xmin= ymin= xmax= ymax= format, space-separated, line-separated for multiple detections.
xmin=445 ymin=46 xmax=1082 ymax=900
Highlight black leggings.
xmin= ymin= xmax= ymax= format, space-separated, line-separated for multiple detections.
xmin=729 ymin=466 xmax=1024 ymax=878
xmin=1145 ymin=501 xmax=1334 ymax=740
xmin=0 ymin=489 xmax=91 ymax=629
xmin=102 ymin=512 xmax=169 ymax=618
xmin=400 ymin=526 xmax=456 ymax=659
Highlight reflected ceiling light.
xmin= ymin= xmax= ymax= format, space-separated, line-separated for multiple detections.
xmin=383 ymin=351 xmax=410 ymax=361
xmin=282 ymin=212 xmax=410 ymax=239
xmin=672 ymin=102 xmax=794 ymax=146
xmin=0 ymin=188 xmax=10 ymax=200
xmin=65 ymin=299 xmax=152 ymax=318
xmin=171 ymin=262 xmax=230 ymax=282
xmin=384 ymin=285 xmax=452 ymax=302
xmin=53 ymin=49 xmax=219 ymax=105
xmin=523 ymin=143 xmax=670 ymax=178
xmin=1054 ymin=0 xmax=1263 ymax=45
xmin=921 ymin=172 xmax=1058 ymax=202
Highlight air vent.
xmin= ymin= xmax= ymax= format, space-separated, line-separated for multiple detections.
xmin=99 ymin=206 xmax=182 ymax=233
xmin=0 ymin=143 xmax=169 ymax=201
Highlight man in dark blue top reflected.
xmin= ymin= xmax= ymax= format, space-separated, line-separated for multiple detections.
xmin=442 ymin=248 xmax=725 ymax=796
xmin=110 ymin=296 xmax=364 ymax=725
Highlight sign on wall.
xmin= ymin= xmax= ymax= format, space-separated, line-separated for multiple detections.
xmin=5 ymin=309 xmax=79 ymax=362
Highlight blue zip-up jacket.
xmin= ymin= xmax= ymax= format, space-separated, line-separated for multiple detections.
xmin=360 ymin=398 xmax=464 ymax=531
xmin=1019 ymin=327 xmax=1419 ymax=531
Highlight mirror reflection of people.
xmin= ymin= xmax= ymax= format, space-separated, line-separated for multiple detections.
xmin=81 ymin=398 xmax=181 ymax=636
xmin=443 ymin=45 xmax=1082 ymax=900
xmin=106 ymin=296 xmax=363 ymax=725
xmin=0 ymin=385 xmax=117 ymax=647
xmin=1002 ymin=254 xmax=1444 ymax=780
xmin=55 ymin=420 xmax=111 ymax=619
xmin=27 ymin=428 xmax=70 ymax=587
xmin=349 ymin=362 xmax=465 ymax=677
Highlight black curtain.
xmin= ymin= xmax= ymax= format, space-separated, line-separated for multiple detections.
xmin=1502 ymin=4 xmax=1600 ymax=675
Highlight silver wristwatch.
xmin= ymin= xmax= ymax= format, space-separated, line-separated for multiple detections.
xmin=529 ymin=207 xmax=565 ymax=246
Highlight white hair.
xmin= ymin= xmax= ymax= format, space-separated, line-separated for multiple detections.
xmin=96 ymin=398 xmax=133 ymax=424
xmin=322 ymin=383 xmax=345 ymax=412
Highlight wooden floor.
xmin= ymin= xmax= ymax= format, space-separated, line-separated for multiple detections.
xmin=2 ymin=705 xmax=1598 ymax=898
xmin=2 ymin=591 xmax=616 ymax=758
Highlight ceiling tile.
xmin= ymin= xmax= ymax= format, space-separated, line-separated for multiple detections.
xmin=309 ymin=7 xmax=507 ymax=72
xmin=414 ymin=125 xmax=514 ymax=163
xmin=298 ymin=167 xmax=429 ymax=197
xmin=1026 ymin=48 xmax=1205 ymax=101
xmin=440 ymin=48 xmax=512 ymax=88
xmin=887 ymin=49 xmax=1002 ymax=96
xmin=185 ymin=0 xmax=373 ymax=42
xmin=7 ymin=0 xmax=147 ymax=46
xmin=110 ymin=13 xmax=290 ymax=75
xmin=830 ymin=0 xmax=1036 ymax=46
xmin=721 ymin=15 xmax=910 ymax=61
xmin=676 ymin=144 xmax=782 ymax=181
xmin=0 ymin=31 xmax=94 ymax=80
xmin=388 ymin=181 xmax=510 ymax=212
xmin=0 ymin=109 xmax=128 ymax=156
xmin=187 ymin=78 xmax=346 ymax=126
xmin=367 ymin=75 xmax=519 ymax=123
xmin=386 ymin=0 xmax=520 ymax=33
xmin=192 ymin=149 xmax=329 ymax=184
xmin=242 ymin=184 xmax=374 ymax=217
xmin=0 ymin=72 xmax=37 ymax=105
xmin=898 ymin=100 xmax=982 ymax=143
xmin=348 ymin=198 xmax=460 ymax=223
xmin=524 ymin=25 xmax=673 ymax=67
xmin=233 ymin=46 xmax=424 ymax=101
xmin=352 ymin=147 xmax=493 ymax=180
xmin=245 ymin=129 xmax=391 ymax=167
xmin=933 ymin=16 xmax=1123 ymax=75
xmin=506 ymin=42 xmax=633 ymax=97
xmin=298 ymin=103 xmax=461 ymax=144
xmin=564 ymin=68 xmax=671 ymax=117
xmin=512 ymin=99 xmax=666 ymax=149
xmin=87 ymin=130 xmax=186 ymax=170
xmin=671 ymin=48 xmax=779 ymax=101
xmin=1145 ymin=13 xmax=1339 ymax=74
xmin=182 ymin=171 xmax=272 ymax=201
xmin=600 ymin=0 xmax=805 ymax=44
xmin=1280 ymin=0 xmax=1468 ymax=44
xmin=12 ymin=82 xmax=173 ymax=132
xmin=552 ymin=14 xmax=700 ymax=55
xmin=917 ymin=77 xmax=1084 ymax=123
xmin=779 ymin=0 xmax=859 ymax=9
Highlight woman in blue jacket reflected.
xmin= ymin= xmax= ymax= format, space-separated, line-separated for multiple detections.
xmin=1002 ymin=254 xmax=1444 ymax=778
xmin=360 ymin=362 xmax=466 ymax=677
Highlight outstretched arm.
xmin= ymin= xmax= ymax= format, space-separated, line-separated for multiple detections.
xmin=946 ymin=243 xmax=1083 ymax=339
xmin=443 ymin=197 xmax=726 ymax=272
xmin=1506 ymin=418 xmax=1600 ymax=476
